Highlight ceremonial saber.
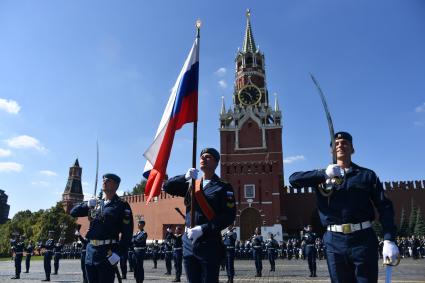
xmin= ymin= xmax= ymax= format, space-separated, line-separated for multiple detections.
xmin=94 ymin=139 xmax=99 ymax=197
xmin=385 ymin=265 xmax=392 ymax=283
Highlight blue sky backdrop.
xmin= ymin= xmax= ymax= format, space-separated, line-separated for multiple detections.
xmin=1 ymin=0 xmax=424 ymax=216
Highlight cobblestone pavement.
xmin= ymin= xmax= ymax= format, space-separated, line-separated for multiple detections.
xmin=0 ymin=258 xmax=424 ymax=282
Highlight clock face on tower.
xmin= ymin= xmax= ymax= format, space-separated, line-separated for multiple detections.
xmin=238 ymin=85 xmax=262 ymax=106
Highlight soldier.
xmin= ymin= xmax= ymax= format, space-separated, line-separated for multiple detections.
xmin=266 ymin=233 xmax=279 ymax=272
xmin=10 ymin=233 xmax=24 ymax=279
xmin=289 ymin=131 xmax=399 ymax=282
xmin=128 ymin=241 xmax=135 ymax=272
xmin=132 ymin=218 xmax=147 ymax=283
xmin=41 ymin=230 xmax=55 ymax=281
xmin=164 ymin=227 xmax=173 ymax=275
xmin=163 ymin=147 xmax=237 ymax=283
xmin=75 ymin=229 xmax=88 ymax=283
xmin=24 ymin=240 xmax=34 ymax=273
xmin=119 ymin=242 xmax=129 ymax=279
xmin=171 ymin=226 xmax=183 ymax=282
xmin=251 ymin=227 xmax=263 ymax=277
xmin=223 ymin=224 xmax=237 ymax=283
xmin=70 ymin=173 xmax=134 ymax=283
xmin=53 ymin=237 xmax=64 ymax=275
xmin=302 ymin=225 xmax=318 ymax=277
xmin=152 ymin=240 xmax=160 ymax=269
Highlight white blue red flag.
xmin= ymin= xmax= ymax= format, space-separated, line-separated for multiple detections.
xmin=143 ymin=37 xmax=199 ymax=203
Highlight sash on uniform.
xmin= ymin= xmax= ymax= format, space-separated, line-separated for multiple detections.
xmin=194 ymin=180 xmax=216 ymax=221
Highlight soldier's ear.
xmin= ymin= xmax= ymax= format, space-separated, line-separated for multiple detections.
xmin=351 ymin=147 xmax=355 ymax=154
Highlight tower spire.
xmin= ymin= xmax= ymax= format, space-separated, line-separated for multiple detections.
xmin=221 ymin=96 xmax=226 ymax=115
xmin=242 ymin=9 xmax=257 ymax=53
xmin=274 ymin=93 xmax=280 ymax=111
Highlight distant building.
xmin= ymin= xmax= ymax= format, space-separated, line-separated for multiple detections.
xmin=62 ymin=159 xmax=84 ymax=214
xmin=0 ymin=189 xmax=10 ymax=224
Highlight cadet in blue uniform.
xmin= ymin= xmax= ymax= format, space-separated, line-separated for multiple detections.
xmin=289 ymin=131 xmax=400 ymax=283
xmin=266 ymin=233 xmax=279 ymax=272
xmin=75 ymin=230 xmax=89 ymax=283
xmin=163 ymin=148 xmax=237 ymax=283
xmin=53 ymin=237 xmax=64 ymax=275
xmin=132 ymin=219 xmax=147 ymax=283
xmin=70 ymin=173 xmax=134 ymax=283
xmin=119 ymin=242 xmax=129 ymax=279
xmin=164 ymin=227 xmax=173 ymax=275
xmin=10 ymin=233 xmax=24 ymax=279
xmin=302 ymin=225 xmax=318 ymax=277
xmin=152 ymin=240 xmax=160 ymax=269
xmin=251 ymin=227 xmax=263 ymax=277
xmin=223 ymin=224 xmax=237 ymax=283
xmin=170 ymin=226 xmax=183 ymax=282
xmin=24 ymin=240 xmax=34 ymax=273
xmin=128 ymin=242 xmax=135 ymax=272
xmin=41 ymin=231 xmax=56 ymax=281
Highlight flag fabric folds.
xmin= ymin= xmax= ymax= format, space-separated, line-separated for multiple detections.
xmin=143 ymin=37 xmax=199 ymax=203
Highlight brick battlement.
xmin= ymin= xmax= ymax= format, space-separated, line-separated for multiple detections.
xmin=122 ymin=191 xmax=179 ymax=204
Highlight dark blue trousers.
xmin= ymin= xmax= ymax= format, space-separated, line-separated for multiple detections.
xmin=165 ymin=252 xmax=173 ymax=274
xmin=43 ymin=253 xmax=52 ymax=279
xmin=173 ymin=249 xmax=183 ymax=279
xmin=267 ymin=249 xmax=276 ymax=271
xmin=14 ymin=254 xmax=22 ymax=276
xmin=25 ymin=255 xmax=31 ymax=272
xmin=80 ymin=251 xmax=87 ymax=283
xmin=54 ymin=253 xmax=61 ymax=273
xmin=225 ymin=249 xmax=235 ymax=278
xmin=133 ymin=250 xmax=145 ymax=283
xmin=119 ymin=253 xmax=128 ymax=278
xmin=324 ymin=229 xmax=378 ymax=283
xmin=305 ymin=245 xmax=317 ymax=275
xmin=85 ymin=262 xmax=115 ymax=283
xmin=253 ymin=249 xmax=262 ymax=275
xmin=183 ymin=254 xmax=220 ymax=283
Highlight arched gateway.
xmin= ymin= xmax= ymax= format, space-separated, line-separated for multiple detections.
xmin=239 ymin=207 xmax=262 ymax=241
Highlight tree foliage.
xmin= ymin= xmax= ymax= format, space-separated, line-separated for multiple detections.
xmin=0 ymin=202 xmax=77 ymax=257
xmin=126 ymin=179 xmax=147 ymax=196
xmin=414 ymin=207 xmax=425 ymax=236
xmin=408 ymin=198 xmax=418 ymax=235
xmin=398 ymin=206 xmax=409 ymax=237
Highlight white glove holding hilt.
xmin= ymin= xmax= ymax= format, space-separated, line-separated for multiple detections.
xmin=187 ymin=225 xmax=203 ymax=244
xmin=74 ymin=230 xmax=80 ymax=236
xmin=383 ymin=240 xmax=400 ymax=265
xmin=88 ymin=198 xmax=97 ymax=208
xmin=185 ymin=168 xmax=199 ymax=181
xmin=325 ymin=164 xmax=343 ymax=179
xmin=107 ymin=252 xmax=120 ymax=266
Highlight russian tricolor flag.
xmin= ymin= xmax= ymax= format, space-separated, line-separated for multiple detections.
xmin=143 ymin=37 xmax=199 ymax=203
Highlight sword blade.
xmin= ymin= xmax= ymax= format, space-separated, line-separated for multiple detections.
xmin=310 ymin=73 xmax=337 ymax=164
xmin=385 ymin=265 xmax=392 ymax=283
xmin=94 ymin=140 xmax=99 ymax=197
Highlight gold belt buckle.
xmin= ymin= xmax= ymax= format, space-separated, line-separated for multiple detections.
xmin=92 ymin=240 xmax=98 ymax=246
xmin=342 ymin=224 xmax=352 ymax=234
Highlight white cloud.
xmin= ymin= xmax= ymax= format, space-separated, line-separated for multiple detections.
xmin=214 ymin=67 xmax=227 ymax=77
xmin=40 ymin=170 xmax=57 ymax=177
xmin=31 ymin=181 xmax=50 ymax=187
xmin=283 ymin=155 xmax=306 ymax=164
xmin=6 ymin=135 xmax=46 ymax=151
xmin=0 ymin=162 xmax=23 ymax=172
xmin=415 ymin=102 xmax=425 ymax=113
xmin=0 ymin=148 xmax=12 ymax=157
xmin=0 ymin=98 xmax=21 ymax=114
xmin=218 ymin=80 xmax=227 ymax=89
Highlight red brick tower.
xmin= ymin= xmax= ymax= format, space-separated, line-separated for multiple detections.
xmin=62 ymin=159 xmax=84 ymax=213
xmin=219 ymin=10 xmax=285 ymax=241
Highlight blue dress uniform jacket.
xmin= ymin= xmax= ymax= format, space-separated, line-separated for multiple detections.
xmin=266 ymin=238 xmax=279 ymax=271
xmin=53 ymin=243 xmax=63 ymax=274
xmin=132 ymin=230 xmax=147 ymax=283
xmin=303 ymin=231 xmax=318 ymax=276
xmin=42 ymin=238 xmax=55 ymax=280
xmin=11 ymin=239 xmax=24 ymax=278
xmin=289 ymin=163 xmax=396 ymax=282
xmin=164 ymin=174 xmax=236 ymax=283
xmin=223 ymin=231 xmax=237 ymax=279
xmin=70 ymin=194 xmax=133 ymax=283
xmin=251 ymin=235 xmax=263 ymax=276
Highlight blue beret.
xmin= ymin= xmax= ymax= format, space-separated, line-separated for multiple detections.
xmin=200 ymin=148 xmax=220 ymax=162
xmin=332 ymin=131 xmax=353 ymax=144
xmin=138 ymin=219 xmax=145 ymax=224
xmin=103 ymin=173 xmax=121 ymax=184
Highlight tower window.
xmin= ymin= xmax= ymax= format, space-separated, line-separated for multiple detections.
xmin=245 ymin=56 xmax=253 ymax=66
xmin=244 ymin=184 xmax=255 ymax=198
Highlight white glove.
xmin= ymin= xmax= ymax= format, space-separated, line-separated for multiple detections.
xmin=107 ymin=252 xmax=120 ymax=266
xmin=185 ymin=168 xmax=199 ymax=181
xmin=383 ymin=240 xmax=400 ymax=265
xmin=187 ymin=226 xmax=203 ymax=244
xmin=325 ymin=164 xmax=343 ymax=178
xmin=74 ymin=231 xmax=80 ymax=236
xmin=88 ymin=198 xmax=97 ymax=208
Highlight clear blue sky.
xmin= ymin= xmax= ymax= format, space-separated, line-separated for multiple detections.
xmin=1 ymin=0 xmax=424 ymax=217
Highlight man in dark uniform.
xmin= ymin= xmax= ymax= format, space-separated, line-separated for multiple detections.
xmin=41 ymin=230 xmax=56 ymax=281
xmin=128 ymin=242 xmax=135 ymax=273
xmin=75 ymin=229 xmax=89 ymax=283
xmin=132 ymin=218 xmax=147 ymax=283
xmin=163 ymin=147 xmax=236 ymax=283
xmin=70 ymin=173 xmax=134 ymax=283
xmin=10 ymin=233 xmax=24 ymax=279
xmin=24 ymin=240 xmax=34 ymax=273
xmin=53 ymin=237 xmax=64 ymax=275
xmin=164 ymin=227 xmax=173 ymax=275
xmin=223 ymin=224 xmax=237 ymax=283
xmin=251 ymin=227 xmax=263 ymax=277
xmin=171 ymin=226 xmax=183 ymax=282
xmin=119 ymin=241 xmax=129 ymax=279
xmin=266 ymin=233 xmax=279 ymax=272
xmin=302 ymin=224 xmax=318 ymax=277
xmin=289 ymin=131 xmax=399 ymax=283
xmin=152 ymin=240 xmax=160 ymax=269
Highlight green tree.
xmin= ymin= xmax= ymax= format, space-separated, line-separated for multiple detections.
xmin=398 ymin=206 xmax=409 ymax=237
xmin=127 ymin=180 xmax=147 ymax=195
xmin=414 ymin=207 xmax=425 ymax=236
xmin=408 ymin=199 xmax=418 ymax=235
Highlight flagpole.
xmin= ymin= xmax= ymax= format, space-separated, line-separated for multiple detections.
xmin=190 ymin=19 xmax=201 ymax=228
